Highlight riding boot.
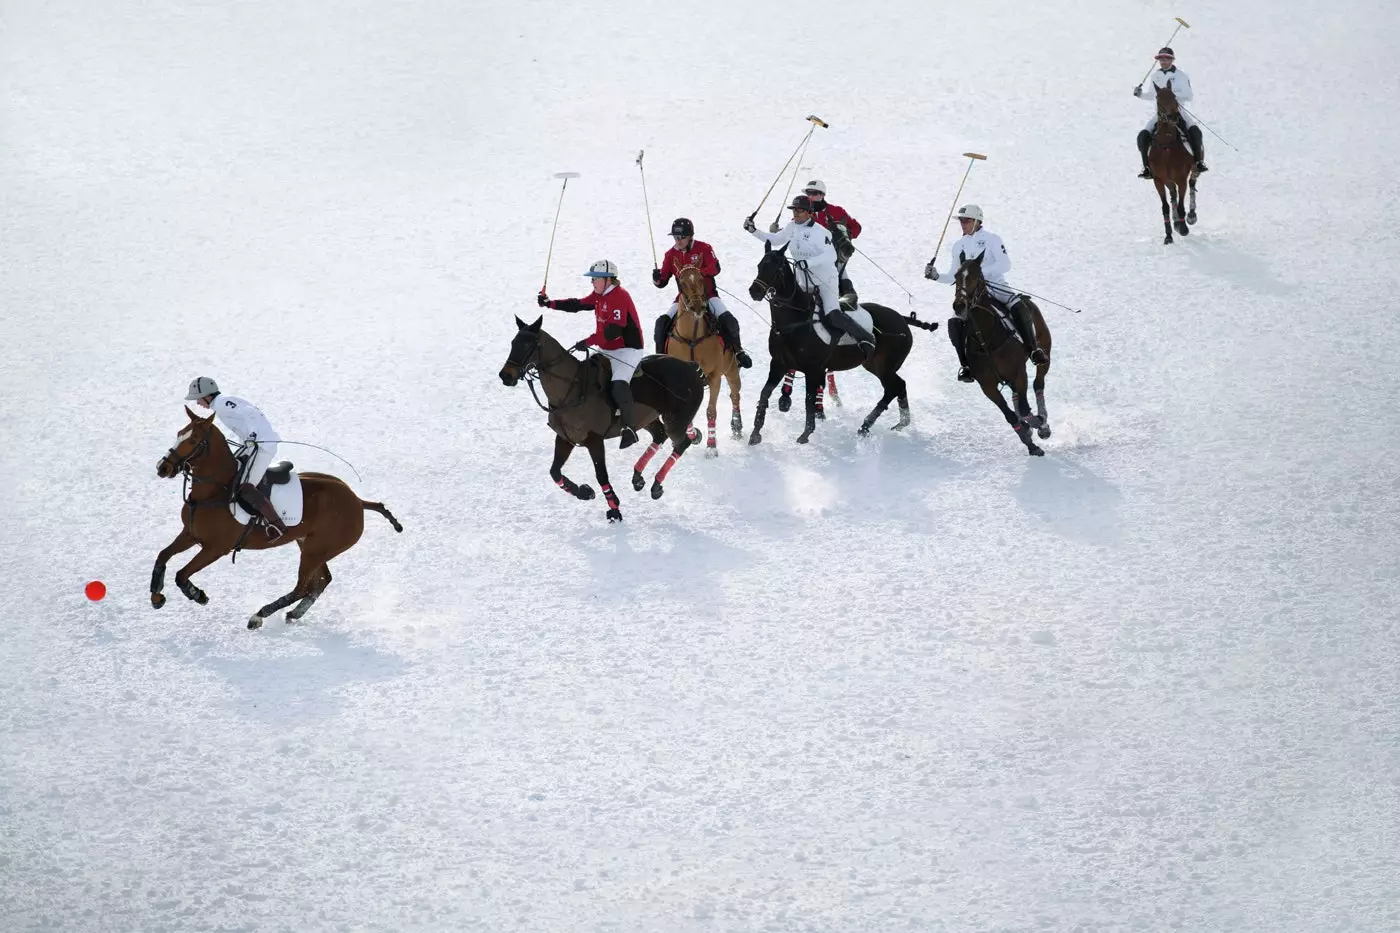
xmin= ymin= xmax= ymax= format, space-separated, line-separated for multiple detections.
xmin=827 ymin=308 xmax=876 ymax=362
xmin=239 ymin=483 xmax=287 ymax=540
xmin=716 ymin=311 xmax=752 ymax=368
xmin=1187 ymin=125 xmax=1208 ymax=173
xmin=947 ymin=317 xmax=974 ymax=382
xmin=654 ymin=313 xmax=673 ymax=352
xmin=1009 ymin=299 xmax=1048 ymax=365
xmin=1136 ymin=129 xmax=1153 ymax=178
xmin=611 ymin=379 xmax=639 ymax=449
xmin=838 ymin=277 xmax=859 ymax=311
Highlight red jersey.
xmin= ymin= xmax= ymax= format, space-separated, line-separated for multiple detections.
xmin=549 ymin=284 xmax=644 ymax=350
xmin=811 ymin=202 xmax=861 ymax=239
xmin=656 ymin=239 xmax=721 ymax=301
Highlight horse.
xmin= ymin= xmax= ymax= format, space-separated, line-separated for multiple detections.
xmin=1150 ymin=82 xmax=1200 ymax=245
xmin=663 ymin=265 xmax=742 ymax=457
xmin=153 ymin=408 xmax=403 ymax=629
xmin=499 ymin=316 xmax=705 ymax=521
xmin=950 ymin=250 xmax=1053 ymax=456
xmin=747 ymin=243 xmax=935 ymax=445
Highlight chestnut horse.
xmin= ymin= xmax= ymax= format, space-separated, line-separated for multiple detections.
xmin=153 ymin=407 xmax=402 ymax=629
xmin=1150 ymin=82 xmax=1199 ymax=245
xmin=950 ymin=251 xmax=1052 ymax=456
xmin=663 ymin=265 xmax=742 ymax=457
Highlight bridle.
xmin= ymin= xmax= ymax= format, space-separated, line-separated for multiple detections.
xmin=506 ymin=333 xmax=589 ymax=414
xmin=159 ymin=429 xmax=235 ymax=510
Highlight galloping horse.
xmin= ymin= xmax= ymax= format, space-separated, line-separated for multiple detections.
xmin=499 ymin=316 xmax=705 ymax=521
xmin=1149 ymin=82 xmax=1199 ymax=244
xmin=663 ymin=265 xmax=742 ymax=457
xmin=747 ymin=243 xmax=934 ymax=445
xmin=951 ymin=251 xmax=1052 ymax=456
xmin=153 ymin=407 xmax=403 ymax=629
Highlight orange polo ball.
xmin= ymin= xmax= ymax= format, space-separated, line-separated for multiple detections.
xmin=85 ymin=580 xmax=106 ymax=601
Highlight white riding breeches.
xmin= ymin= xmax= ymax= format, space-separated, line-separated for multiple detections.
xmin=666 ymin=296 xmax=729 ymax=319
xmin=241 ymin=440 xmax=278 ymax=488
xmin=1145 ymin=111 xmax=1197 ymax=132
xmin=796 ymin=263 xmax=842 ymax=317
xmin=603 ymin=346 xmax=645 ymax=383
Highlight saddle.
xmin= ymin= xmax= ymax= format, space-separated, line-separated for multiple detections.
xmin=233 ymin=456 xmax=295 ymax=510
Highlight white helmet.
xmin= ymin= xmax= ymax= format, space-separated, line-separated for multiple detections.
xmin=956 ymin=204 xmax=984 ymax=223
xmin=585 ymin=259 xmax=619 ymax=279
xmin=185 ymin=376 xmax=219 ymax=400
xmin=803 ymin=179 xmax=827 ymax=196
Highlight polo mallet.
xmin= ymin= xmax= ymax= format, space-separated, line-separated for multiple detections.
xmin=1138 ymin=17 xmax=1190 ymax=90
xmin=542 ymin=171 xmax=580 ymax=293
xmin=636 ymin=151 xmax=658 ymax=268
xmin=930 ymin=152 xmax=987 ymax=267
xmin=771 ymin=115 xmax=829 ymax=230
xmin=1179 ymin=105 xmax=1238 ymax=150
xmin=747 ymin=115 xmax=829 ymax=226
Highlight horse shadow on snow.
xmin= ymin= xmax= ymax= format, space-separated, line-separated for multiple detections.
xmin=1013 ymin=454 xmax=1124 ymax=548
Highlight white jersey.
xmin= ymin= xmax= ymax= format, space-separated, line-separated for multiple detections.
xmin=211 ymin=394 xmax=280 ymax=444
xmin=935 ymin=228 xmax=1012 ymax=287
xmin=750 ymin=219 xmax=840 ymax=282
xmin=1145 ymin=66 xmax=1194 ymax=105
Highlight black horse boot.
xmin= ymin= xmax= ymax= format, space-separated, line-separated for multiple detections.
xmin=611 ymin=379 xmax=639 ymax=449
xmin=1008 ymin=298 xmax=1048 ymax=365
xmin=1187 ymin=125 xmax=1208 ymax=173
xmin=827 ymin=307 xmax=876 ymax=362
xmin=239 ymin=483 xmax=287 ymax=540
xmin=654 ymin=313 xmax=673 ymax=352
xmin=1137 ymin=129 xmax=1153 ymax=178
xmin=947 ymin=316 xmax=973 ymax=381
xmin=716 ymin=311 xmax=752 ymax=368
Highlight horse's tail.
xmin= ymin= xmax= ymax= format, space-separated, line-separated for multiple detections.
xmin=361 ymin=500 xmax=404 ymax=533
xmin=900 ymin=312 xmax=941 ymax=333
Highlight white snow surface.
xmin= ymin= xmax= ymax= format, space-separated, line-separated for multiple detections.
xmin=3 ymin=1 xmax=1399 ymax=930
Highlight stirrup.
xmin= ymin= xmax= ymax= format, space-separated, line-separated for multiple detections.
xmin=957 ymin=366 xmax=974 ymax=383
xmin=1195 ymin=161 xmax=1209 ymax=173
xmin=619 ymin=426 xmax=639 ymax=449
xmin=1137 ymin=167 xmax=1152 ymax=178
xmin=1029 ymin=348 xmax=1049 ymax=365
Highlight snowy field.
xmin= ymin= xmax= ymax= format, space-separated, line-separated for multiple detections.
xmin=3 ymin=0 xmax=1399 ymax=930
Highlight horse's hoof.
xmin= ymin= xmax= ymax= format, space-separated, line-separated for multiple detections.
xmin=892 ymin=418 xmax=911 ymax=432
xmin=193 ymin=590 xmax=209 ymax=606
xmin=247 ymin=614 xmax=264 ymax=630
xmin=705 ymin=446 xmax=718 ymax=459
xmin=605 ymin=508 xmax=623 ymax=523
xmin=686 ymin=426 xmax=701 ymax=442
xmin=796 ymin=433 xmax=811 ymax=445
xmin=857 ymin=426 xmax=871 ymax=437
xmin=1175 ymin=221 xmax=1190 ymax=236
xmin=151 ymin=593 xmax=166 ymax=610
xmin=748 ymin=433 xmax=763 ymax=446
xmin=1028 ymin=445 xmax=1045 ymax=457
xmin=650 ymin=482 xmax=664 ymax=500
xmin=815 ymin=410 xmax=826 ymax=421
xmin=1187 ymin=212 xmax=1197 ymax=225
xmin=777 ymin=395 xmax=792 ymax=413
xmin=577 ymin=484 xmax=596 ymax=501
xmin=631 ymin=471 xmax=645 ymax=492
xmin=1164 ymin=236 xmax=1173 ymax=245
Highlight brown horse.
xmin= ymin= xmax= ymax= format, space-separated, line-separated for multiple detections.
xmin=951 ymin=251 xmax=1052 ymax=456
xmin=663 ymin=265 xmax=742 ymax=457
xmin=153 ymin=408 xmax=403 ymax=629
xmin=1150 ymin=83 xmax=1200 ymax=245
xmin=499 ymin=316 xmax=705 ymax=521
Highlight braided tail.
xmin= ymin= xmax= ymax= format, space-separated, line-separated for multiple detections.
xmin=361 ymin=500 xmax=404 ymax=533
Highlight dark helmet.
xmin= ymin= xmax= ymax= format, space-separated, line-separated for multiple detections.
xmin=670 ymin=217 xmax=694 ymax=237
xmin=789 ymin=195 xmax=814 ymax=212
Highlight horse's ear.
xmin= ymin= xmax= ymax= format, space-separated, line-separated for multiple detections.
xmin=974 ymin=251 xmax=986 ymax=265
xmin=778 ymin=243 xmax=788 ymax=256
xmin=185 ymin=406 xmax=199 ymax=421
xmin=529 ymin=315 xmax=543 ymax=331
xmin=958 ymin=250 xmax=966 ymax=265
xmin=764 ymin=240 xmax=771 ymax=254
xmin=515 ymin=315 xmax=525 ymax=329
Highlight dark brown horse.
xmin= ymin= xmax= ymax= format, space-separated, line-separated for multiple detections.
xmin=153 ymin=408 xmax=403 ymax=629
xmin=951 ymin=251 xmax=1052 ymax=456
xmin=1150 ymin=83 xmax=1200 ymax=245
xmin=499 ymin=316 xmax=705 ymax=521
xmin=748 ymin=244 xmax=935 ymax=445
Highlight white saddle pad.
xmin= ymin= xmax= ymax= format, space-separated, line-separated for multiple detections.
xmin=812 ymin=306 xmax=874 ymax=346
xmin=231 ymin=472 xmax=305 ymax=527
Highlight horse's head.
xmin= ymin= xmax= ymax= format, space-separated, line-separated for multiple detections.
xmin=1154 ymin=82 xmax=1180 ymax=122
xmin=157 ymin=408 xmax=218 ymax=479
xmin=951 ymin=250 xmax=990 ymax=315
xmin=677 ymin=265 xmax=708 ymax=314
xmin=500 ymin=315 xmax=545 ymax=387
xmin=749 ymin=241 xmax=791 ymax=302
